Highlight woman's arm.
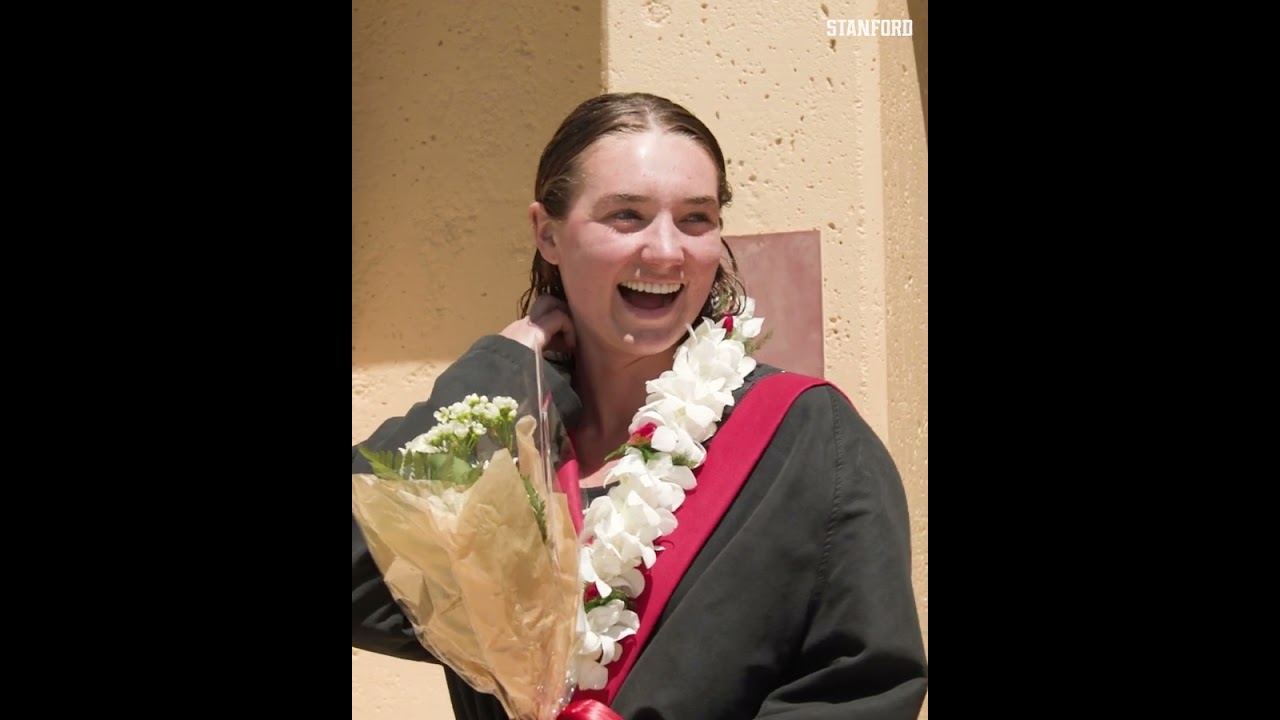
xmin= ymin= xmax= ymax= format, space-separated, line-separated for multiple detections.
xmin=755 ymin=388 xmax=928 ymax=719
xmin=351 ymin=508 xmax=435 ymax=661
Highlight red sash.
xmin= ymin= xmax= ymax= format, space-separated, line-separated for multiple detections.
xmin=556 ymin=372 xmax=835 ymax=717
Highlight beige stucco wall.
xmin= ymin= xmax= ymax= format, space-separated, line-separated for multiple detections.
xmin=352 ymin=1 xmax=927 ymax=717
xmin=352 ymin=0 xmax=604 ymax=437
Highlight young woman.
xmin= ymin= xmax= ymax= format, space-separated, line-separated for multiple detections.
xmin=352 ymin=92 xmax=928 ymax=719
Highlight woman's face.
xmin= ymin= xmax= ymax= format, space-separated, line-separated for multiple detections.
xmin=534 ymin=130 xmax=723 ymax=361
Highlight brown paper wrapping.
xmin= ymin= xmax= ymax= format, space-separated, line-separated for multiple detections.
xmin=353 ymin=415 xmax=581 ymax=720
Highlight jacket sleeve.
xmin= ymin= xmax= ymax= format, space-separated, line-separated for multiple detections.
xmin=755 ymin=388 xmax=928 ymax=719
xmin=351 ymin=335 xmax=581 ymax=662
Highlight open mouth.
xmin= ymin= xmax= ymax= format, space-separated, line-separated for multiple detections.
xmin=618 ymin=280 xmax=684 ymax=311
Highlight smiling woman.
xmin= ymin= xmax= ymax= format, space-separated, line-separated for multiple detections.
xmin=351 ymin=92 xmax=928 ymax=720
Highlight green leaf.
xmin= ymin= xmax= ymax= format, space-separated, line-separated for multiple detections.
xmin=426 ymin=452 xmax=475 ymax=485
xmin=583 ymin=588 xmax=632 ymax=613
xmin=357 ymin=446 xmax=404 ymax=483
xmin=744 ymin=328 xmax=775 ymax=355
xmin=520 ymin=472 xmax=548 ymax=543
xmin=358 ymin=445 xmax=480 ymax=486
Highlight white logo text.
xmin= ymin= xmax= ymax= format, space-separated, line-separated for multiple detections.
xmin=826 ymin=19 xmax=913 ymax=37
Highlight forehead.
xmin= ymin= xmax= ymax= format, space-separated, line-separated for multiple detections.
xmin=577 ymin=130 xmax=719 ymax=198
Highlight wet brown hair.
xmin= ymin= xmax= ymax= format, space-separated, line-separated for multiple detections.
xmin=517 ymin=92 xmax=746 ymax=320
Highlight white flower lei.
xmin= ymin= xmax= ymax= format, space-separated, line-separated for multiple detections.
xmin=573 ymin=298 xmax=765 ymax=690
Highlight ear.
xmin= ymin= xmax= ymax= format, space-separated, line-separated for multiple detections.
xmin=529 ymin=202 xmax=561 ymax=265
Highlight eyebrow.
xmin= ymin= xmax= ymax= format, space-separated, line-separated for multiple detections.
xmin=594 ymin=194 xmax=718 ymax=207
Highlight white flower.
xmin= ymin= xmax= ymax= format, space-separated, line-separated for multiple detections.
xmin=402 ymin=432 xmax=442 ymax=455
xmin=473 ymin=401 xmax=497 ymax=423
xmin=611 ymin=566 xmax=646 ymax=596
xmin=610 ymin=451 xmax=696 ymax=513
xmin=686 ymin=321 xmax=755 ymax=391
xmin=643 ymin=375 xmax=728 ymax=441
xmin=575 ymin=654 xmax=609 ymax=691
xmin=580 ymin=495 xmax=624 ymax=545
xmin=578 ymin=546 xmax=608 ymax=598
xmin=620 ymin=492 xmax=677 ymax=546
xmin=588 ymin=600 xmax=638 ymax=655
xmin=630 ymin=405 xmax=707 ymax=465
xmin=580 ymin=542 xmax=647 ymax=598
xmin=574 ymin=597 xmax=640 ymax=690
xmin=585 ymin=517 xmax=650 ymax=574
xmin=735 ymin=297 xmax=764 ymax=339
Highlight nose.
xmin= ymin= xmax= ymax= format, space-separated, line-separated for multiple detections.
xmin=639 ymin=215 xmax=684 ymax=268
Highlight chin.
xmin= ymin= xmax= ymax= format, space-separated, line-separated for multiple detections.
xmin=613 ymin=320 xmax=697 ymax=357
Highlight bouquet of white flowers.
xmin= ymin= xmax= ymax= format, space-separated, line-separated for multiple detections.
xmin=351 ymin=356 xmax=582 ymax=720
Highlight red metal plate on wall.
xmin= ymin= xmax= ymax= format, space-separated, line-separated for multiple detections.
xmin=723 ymin=230 xmax=824 ymax=379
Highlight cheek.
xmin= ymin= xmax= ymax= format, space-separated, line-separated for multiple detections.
xmin=689 ymin=239 xmax=724 ymax=281
xmin=557 ymin=241 xmax=625 ymax=298
xmin=562 ymin=243 xmax=627 ymax=281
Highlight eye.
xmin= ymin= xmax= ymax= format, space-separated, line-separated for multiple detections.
xmin=682 ymin=213 xmax=718 ymax=231
xmin=605 ymin=209 xmax=646 ymax=231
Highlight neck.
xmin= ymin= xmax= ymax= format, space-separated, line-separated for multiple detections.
xmin=571 ymin=338 xmax=679 ymax=468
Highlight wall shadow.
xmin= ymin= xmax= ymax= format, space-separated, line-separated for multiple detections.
xmin=907 ymin=0 xmax=927 ymax=140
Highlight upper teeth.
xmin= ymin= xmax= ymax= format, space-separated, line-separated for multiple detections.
xmin=620 ymin=281 xmax=682 ymax=295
